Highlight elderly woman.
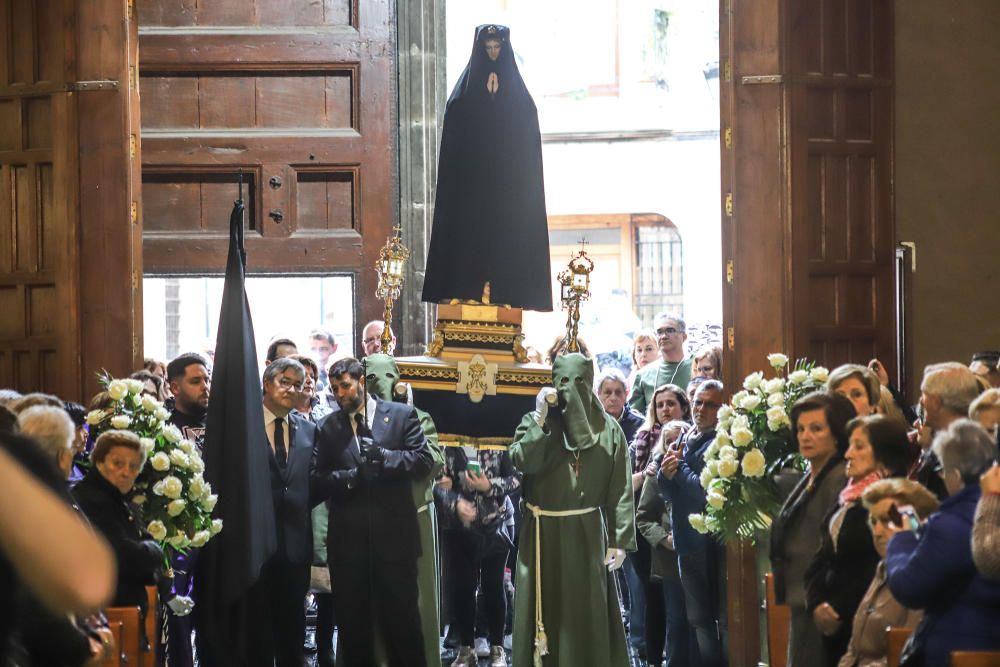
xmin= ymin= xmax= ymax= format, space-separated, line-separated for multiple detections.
xmin=770 ymin=392 xmax=855 ymax=667
xmin=827 ymin=364 xmax=881 ymax=418
xmin=805 ymin=415 xmax=917 ymax=666
xmin=968 ymin=388 xmax=1000 ymax=433
xmin=692 ymin=344 xmax=722 ymax=381
xmin=837 ymin=478 xmax=936 ymax=667
xmin=16 ymin=406 xmax=116 ymax=666
xmin=972 ymin=464 xmax=1000 ymax=580
xmin=635 ymin=420 xmax=691 ymax=667
xmin=72 ymin=431 xmax=163 ymax=618
xmin=886 ymin=420 xmax=1000 ymax=665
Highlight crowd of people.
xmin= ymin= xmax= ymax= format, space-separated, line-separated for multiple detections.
xmin=1 ymin=312 xmax=1000 ymax=667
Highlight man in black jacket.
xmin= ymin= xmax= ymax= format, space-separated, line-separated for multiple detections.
xmin=312 ymin=357 xmax=433 ymax=667
xmin=257 ymin=357 xmax=317 ymax=667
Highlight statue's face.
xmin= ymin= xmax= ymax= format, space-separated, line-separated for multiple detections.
xmin=484 ymin=38 xmax=502 ymax=61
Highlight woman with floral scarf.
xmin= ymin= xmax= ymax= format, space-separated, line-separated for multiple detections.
xmin=805 ymin=415 xmax=917 ymax=666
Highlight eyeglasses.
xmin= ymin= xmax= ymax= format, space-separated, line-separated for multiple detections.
xmin=276 ymin=377 xmax=304 ymax=391
xmin=363 ymin=335 xmax=381 ymax=345
xmin=655 ymin=327 xmax=683 ymax=337
xmin=693 ymin=399 xmax=722 ymax=409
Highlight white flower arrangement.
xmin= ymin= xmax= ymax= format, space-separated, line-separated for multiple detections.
xmin=88 ymin=373 xmax=222 ymax=558
xmin=689 ymin=354 xmax=827 ymax=541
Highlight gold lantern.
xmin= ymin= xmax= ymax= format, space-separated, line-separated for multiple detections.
xmin=375 ymin=225 xmax=410 ymax=354
xmin=557 ymin=244 xmax=594 ymax=354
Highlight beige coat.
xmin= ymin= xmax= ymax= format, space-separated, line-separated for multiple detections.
xmin=837 ymin=561 xmax=921 ymax=667
xmin=972 ymin=492 xmax=1000 ymax=581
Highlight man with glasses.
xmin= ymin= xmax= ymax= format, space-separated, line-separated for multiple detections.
xmin=657 ymin=380 xmax=727 ymax=667
xmin=628 ymin=313 xmax=693 ymax=415
xmin=259 ymin=357 xmax=318 ymax=667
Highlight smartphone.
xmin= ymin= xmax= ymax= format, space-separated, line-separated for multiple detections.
xmin=466 ymin=461 xmax=482 ymax=476
xmin=889 ymin=503 xmax=920 ymax=532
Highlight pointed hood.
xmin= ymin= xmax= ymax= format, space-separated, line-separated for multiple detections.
xmin=552 ymin=353 xmax=606 ymax=451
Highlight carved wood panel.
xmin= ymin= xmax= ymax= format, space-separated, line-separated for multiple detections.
xmin=0 ymin=0 xmax=140 ymax=400
xmin=138 ymin=0 xmax=396 ymax=352
xmin=788 ymin=0 xmax=895 ymax=369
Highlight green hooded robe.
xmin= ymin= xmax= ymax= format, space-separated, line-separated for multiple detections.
xmin=364 ymin=354 xmax=445 ymax=667
xmin=510 ymin=353 xmax=636 ymax=666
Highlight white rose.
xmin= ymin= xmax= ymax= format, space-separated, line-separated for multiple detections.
xmin=125 ymin=379 xmax=145 ymax=395
xmin=741 ymin=448 xmax=766 ymax=477
xmin=210 ymin=518 xmax=224 ymax=536
xmin=705 ymin=440 xmax=721 ymax=460
xmin=810 ymin=366 xmax=829 ymax=383
xmin=86 ymin=409 xmax=105 ymax=426
xmin=155 ymin=406 xmax=170 ymax=422
xmin=705 ymin=514 xmax=720 ymax=532
xmin=167 ymin=499 xmax=187 ymax=517
xmin=718 ymin=404 xmax=734 ymax=423
xmin=167 ymin=532 xmax=189 ymax=549
xmin=766 ymin=406 xmax=790 ymax=432
xmin=689 ymin=513 xmax=709 ymax=534
xmin=179 ymin=440 xmax=194 ymax=455
xmin=717 ymin=458 xmax=739 ymax=478
xmin=714 ymin=430 xmax=732 ymax=449
xmin=189 ymin=476 xmax=207 ymax=500
xmin=740 ymin=394 xmax=762 ymax=411
xmin=763 ymin=378 xmax=786 ymax=395
xmin=150 ymin=452 xmax=171 ymax=472
xmin=200 ymin=494 xmax=218 ymax=512
xmin=767 ymin=353 xmax=789 ymax=370
xmin=731 ymin=427 xmax=754 ymax=448
xmin=707 ymin=490 xmax=727 ymax=509
xmin=731 ymin=414 xmax=750 ymax=432
xmin=146 ymin=520 xmax=168 ymax=541
xmin=700 ymin=467 xmax=715 ymax=489
xmin=141 ymin=394 xmax=159 ymax=412
xmin=107 ymin=380 xmax=128 ymax=400
xmin=767 ymin=392 xmax=786 ymax=407
xmin=162 ymin=424 xmax=182 ymax=444
xmin=743 ymin=371 xmax=764 ymax=391
xmin=190 ymin=530 xmax=211 ymax=548
xmin=788 ymin=370 xmax=809 ymax=385
xmin=189 ymin=455 xmax=205 ymax=474
xmin=110 ymin=415 xmax=131 ymax=429
xmin=731 ymin=391 xmax=748 ymax=407
xmin=169 ymin=449 xmax=190 ymax=469
xmin=162 ymin=475 xmax=183 ymax=499
xmin=140 ymin=438 xmax=155 ymax=456
xmin=132 ymin=494 xmax=147 ymax=505
xmin=707 ymin=460 xmax=720 ymax=477
xmin=152 ymin=479 xmax=166 ymax=496
xmin=718 ymin=445 xmax=738 ymax=461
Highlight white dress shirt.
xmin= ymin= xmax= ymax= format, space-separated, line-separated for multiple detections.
xmin=263 ymin=405 xmax=288 ymax=454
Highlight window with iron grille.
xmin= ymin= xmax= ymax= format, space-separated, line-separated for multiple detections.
xmin=634 ymin=222 xmax=683 ymax=326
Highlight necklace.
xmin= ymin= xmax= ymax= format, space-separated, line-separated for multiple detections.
xmin=570 ymin=451 xmax=582 ymax=478
xmin=656 ymin=359 xmax=682 ymax=389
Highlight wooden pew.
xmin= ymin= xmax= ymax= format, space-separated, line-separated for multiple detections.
xmin=886 ymin=626 xmax=912 ymax=667
xmin=951 ymin=652 xmax=1000 ymax=667
xmin=765 ymin=573 xmax=791 ymax=667
xmin=97 ymin=619 xmax=123 ymax=667
xmin=144 ymin=586 xmax=157 ymax=667
xmin=104 ymin=606 xmax=141 ymax=667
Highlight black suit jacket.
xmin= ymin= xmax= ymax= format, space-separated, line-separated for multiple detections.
xmin=268 ymin=410 xmax=316 ymax=566
xmin=311 ymin=399 xmax=432 ymax=565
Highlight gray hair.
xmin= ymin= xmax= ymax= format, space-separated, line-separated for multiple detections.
xmin=0 ymin=389 xmax=23 ymax=408
xmin=653 ymin=312 xmax=686 ymax=332
xmin=921 ymin=362 xmax=982 ymax=416
xmin=17 ymin=405 xmax=75 ymax=461
xmin=932 ymin=418 xmax=997 ymax=484
xmin=969 ymin=388 xmax=1000 ymax=419
xmin=595 ymin=368 xmax=628 ymax=394
xmin=262 ymin=357 xmax=305 ymax=385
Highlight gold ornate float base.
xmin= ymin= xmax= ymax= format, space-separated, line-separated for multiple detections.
xmin=398 ymin=303 xmax=550 ymax=449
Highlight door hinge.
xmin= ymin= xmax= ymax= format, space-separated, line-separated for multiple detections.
xmin=69 ymin=80 xmax=118 ymax=91
xmin=727 ymin=327 xmax=735 ymax=351
xmin=724 ymin=127 xmax=733 ymax=149
xmin=723 ymin=59 xmax=732 ymax=83
xmin=726 ymin=260 xmax=734 ymax=284
xmin=131 ymin=201 xmax=138 ymax=224
xmin=725 ymin=192 xmax=733 ymax=217
xmin=129 ymin=134 xmax=137 ymax=157
xmin=741 ymin=74 xmax=783 ymax=85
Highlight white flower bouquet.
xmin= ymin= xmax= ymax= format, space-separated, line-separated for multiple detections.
xmin=88 ymin=375 xmax=222 ymax=557
xmin=689 ymin=354 xmax=828 ymax=542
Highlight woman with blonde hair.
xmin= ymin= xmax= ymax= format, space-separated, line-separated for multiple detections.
xmin=827 ymin=364 xmax=881 ymax=417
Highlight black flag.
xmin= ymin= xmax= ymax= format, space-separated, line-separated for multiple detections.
xmin=195 ymin=196 xmax=277 ymax=664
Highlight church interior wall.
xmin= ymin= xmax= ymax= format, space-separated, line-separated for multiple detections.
xmin=895 ymin=1 xmax=1000 ymax=399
